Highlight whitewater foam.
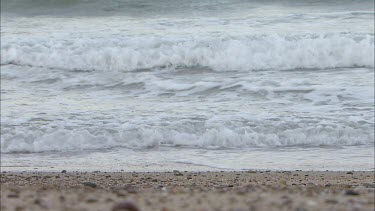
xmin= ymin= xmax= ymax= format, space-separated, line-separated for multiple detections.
xmin=1 ymin=34 xmax=374 ymax=72
xmin=2 ymin=122 xmax=373 ymax=153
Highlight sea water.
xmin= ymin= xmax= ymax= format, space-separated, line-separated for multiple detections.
xmin=1 ymin=0 xmax=374 ymax=171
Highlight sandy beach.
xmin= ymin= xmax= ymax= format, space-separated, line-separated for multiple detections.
xmin=1 ymin=0 xmax=374 ymax=211
xmin=1 ymin=171 xmax=374 ymax=211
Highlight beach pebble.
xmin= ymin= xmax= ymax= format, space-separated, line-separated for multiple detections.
xmin=7 ymin=193 xmax=19 ymax=198
xmin=345 ymin=190 xmax=359 ymax=196
xmin=112 ymin=201 xmax=140 ymax=211
xmin=86 ymin=196 xmax=98 ymax=203
xmin=124 ymin=185 xmax=138 ymax=194
xmin=83 ymin=182 xmax=97 ymax=188
xmin=61 ymin=170 xmax=67 ymax=173
xmin=115 ymin=190 xmax=128 ymax=197
xmin=325 ymin=198 xmax=338 ymax=204
xmin=34 ymin=198 xmax=41 ymax=204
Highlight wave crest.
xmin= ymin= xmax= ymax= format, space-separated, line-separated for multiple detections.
xmin=1 ymin=124 xmax=373 ymax=153
xmin=1 ymin=34 xmax=374 ymax=72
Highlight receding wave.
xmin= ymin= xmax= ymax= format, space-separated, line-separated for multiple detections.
xmin=1 ymin=34 xmax=374 ymax=72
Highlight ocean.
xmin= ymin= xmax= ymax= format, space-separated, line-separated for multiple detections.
xmin=1 ymin=0 xmax=374 ymax=172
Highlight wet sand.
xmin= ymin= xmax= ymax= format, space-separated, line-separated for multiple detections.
xmin=1 ymin=171 xmax=374 ymax=211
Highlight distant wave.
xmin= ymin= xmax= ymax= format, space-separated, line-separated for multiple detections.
xmin=1 ymin=33 xmax=374 ymax=72
xmin=2 ymin=0 xmax=374 ymax=17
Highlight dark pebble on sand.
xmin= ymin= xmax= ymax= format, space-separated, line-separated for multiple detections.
xmin=7 ymin=193 xmax=19 ymax=198
xmin=86 ymin=196 xmax=98 ymax=203
xmin=61 ymin=170 xmax=67 ymax=173
xmin=345 ymin=190 xmax=359 ymax=196
xmin=346 ymin=172 xmax=353 ymax=175
xmin=112 ymin=201 xmax=140 ymax=211
xmin=325 ymin=198 xmax=338 ymax=204
xmin=83 ymin=182 xmax=97 ymax=188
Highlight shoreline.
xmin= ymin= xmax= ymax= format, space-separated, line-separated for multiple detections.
xmin=1 ymin=171 xmax=374 ymax=211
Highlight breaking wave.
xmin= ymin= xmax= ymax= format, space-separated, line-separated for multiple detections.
xmin=1 ymin=33 xmax=374 ymax=72
xmin=1 ymin=123 xmax=374 ymax=153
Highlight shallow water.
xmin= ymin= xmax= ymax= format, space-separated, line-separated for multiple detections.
xmin=1 ymin=0 xmax=374 ymax=171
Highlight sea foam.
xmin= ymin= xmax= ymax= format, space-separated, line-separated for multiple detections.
xmin=2 ymin=121 xmax=373 ymax=153
xmin=1 ymin=33 xmax=374 ymax=72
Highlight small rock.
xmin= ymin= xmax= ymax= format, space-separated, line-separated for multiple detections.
xmin=86 ymin=196 xmax=98 ymax=203
xmin=156 ymin=184 xmax=164 ymax=189
xmin=115 ymin=190 xmax=128 ymax=197
xmin=61 ymin=170 xmax=67 ymax=173
xmin=236 ymin=189 xmax=247 ymax=195
xmin=345 ymin=190 xmax=359 ymax=196
xmin=112 ymin=201 xmax=139 ymax=211
xmin=15 ymin=206 xmax=24 ymax=211
xmin=175 ymin=172 xmax=183 ymax=176
xmin=7 ymin=193 xmax=19 ymax=198
xmin=83 ymin=182 xmax=97 ymax=188
xmin=346 ymin=171 xmax=353 ymax=174
xmin=59 ymin=195 xmax=65 ymax=202
xmin=124 ymin=185 xmax=138 ymax=194
xmin=325 ymin=198 xmax=338 ymax=204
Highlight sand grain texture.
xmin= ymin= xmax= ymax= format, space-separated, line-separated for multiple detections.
xmin=1 ymin=171 xmax=374 ymax=211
